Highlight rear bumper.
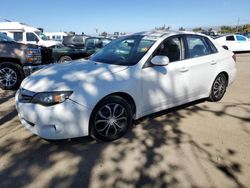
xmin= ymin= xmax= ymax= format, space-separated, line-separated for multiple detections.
xmin=228 ymin=62 xmax=237 ymax=86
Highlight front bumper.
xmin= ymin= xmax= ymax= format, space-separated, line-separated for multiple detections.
xmin=23 ymin=64 xmax=49 ymax=77
xmin=15 ymin=90 xmax=91 ymax=140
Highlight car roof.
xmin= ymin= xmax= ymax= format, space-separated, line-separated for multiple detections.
xmin=128 ymin=30 xmax=203 ymax=40
xmin=86 ymin=37 xmax=112 ymax=40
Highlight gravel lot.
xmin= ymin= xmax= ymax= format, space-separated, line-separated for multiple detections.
xmin=0 ymin=53 xmax=249 ymax=188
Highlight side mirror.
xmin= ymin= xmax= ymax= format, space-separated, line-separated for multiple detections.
xmin=222 ymin=45 xmax=229 ymax=50
xmin=151 ymin=55 xmax=170 ymax=66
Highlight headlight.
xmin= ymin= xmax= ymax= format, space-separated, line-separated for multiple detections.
xmin=31 ymin=91 xmax=73 ymax=106
xmin=26 ymin=48 xmax=41 ymax=64
xmin=26 ymin=48 xmax=41 ymax=55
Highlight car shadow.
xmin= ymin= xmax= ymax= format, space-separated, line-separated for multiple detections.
xmin=0 ymin=98 xmax=247 ymax=188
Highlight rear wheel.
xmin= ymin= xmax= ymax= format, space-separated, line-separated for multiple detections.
xmin=208 ymin=73 xmax=228 ymax=102
xmin=90 ymin=95 xmax=132 ymax=141
xmin=0 ymin=62 xmax=24 ymax=90
xmin=58 ymin=56 xmax=72 ymax=63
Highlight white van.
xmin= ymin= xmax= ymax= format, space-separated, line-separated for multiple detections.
xmin=0 ymin=22 xmax=61 ymax=47
xmin=44 ymin=32 xmax=68 ymax=41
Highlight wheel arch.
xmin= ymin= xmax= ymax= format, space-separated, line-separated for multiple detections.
xmin=0 ymin=57 xmax=23 ymax=68
xmin=219 ymin=71 xmax=229 ymax=86
xmin=58 ymin=55 xmax=72 ymax=62
xmin=88 ymin=91 xmax=137 ymax=134
xmin=210 ymin=71 xmax=229 ymax=89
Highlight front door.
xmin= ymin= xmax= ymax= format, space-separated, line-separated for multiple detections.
xmin=141 ymin=36 xmax=189 ymax=115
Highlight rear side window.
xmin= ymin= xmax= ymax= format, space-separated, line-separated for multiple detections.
xmin=204 ymin=37 xmax=218 ymax=53
xmin=186 ymin=36 xmax=212 ymax=58
xmin=236 ymin=35 xmax=247 ymax=41
xmin=13 ymin=32 xmax=23 ymax=41
xmin=226 ymin=35 xmax=235 ymax=41
xmin=73 ymin=36 xmax=83 ymax=43
xmin=85 ymin=39 xmax=96 ymax=48
xmin=26 ymin=32 xmax=38 ymax=41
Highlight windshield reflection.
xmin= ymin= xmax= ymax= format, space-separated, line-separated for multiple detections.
xmin=90 ymin=35 xmax=155 ymax=66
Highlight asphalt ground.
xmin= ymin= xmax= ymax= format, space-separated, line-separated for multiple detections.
xmin=0 ymin=53 xmax=249 ymax=188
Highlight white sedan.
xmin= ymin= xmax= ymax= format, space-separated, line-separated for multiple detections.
xmin=215 ymin=34 xmax=250 ymax=52
xmin=15 ymin=31 xmax=237 ymax=141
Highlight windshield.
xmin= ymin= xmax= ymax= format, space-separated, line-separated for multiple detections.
xmin=90 ymin=35 xmax=155 ymax=65
xmin=0 ymin=32 xmax=15 ymax=42
xmin=35 ymin=31 xmax=48 ymax=40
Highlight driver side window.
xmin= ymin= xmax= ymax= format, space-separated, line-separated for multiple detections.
xmin=26 ymin=32 xmax=38 ymax=42
xmin=153 ymin=37 xmax=182 ymax=62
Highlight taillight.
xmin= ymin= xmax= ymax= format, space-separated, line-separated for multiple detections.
xmin=232 ymin=54 xmax=236 ymax=63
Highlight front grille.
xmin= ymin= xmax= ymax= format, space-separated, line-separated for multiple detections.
xmin=41 ymin=47 xmax=53 ymax=64
xmin=18 ymin=88 xmax=35 ymax=103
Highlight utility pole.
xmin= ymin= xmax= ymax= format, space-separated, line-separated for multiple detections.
xmin=94 ymin=28 xmax=99 ymax=35
xmin=237 ymin=17 xmax=240 ymax=32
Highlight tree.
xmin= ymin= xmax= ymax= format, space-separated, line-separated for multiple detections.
xmin=208 ymin=28 xmax=213 ymax=32
xmin=192 ymin=27 xmax=203 ymax=32
xmin=179 ymin=27 xmax=185 ymax=31
xmin=100 ymin=32 xmax=108 ymax=37
xmin=155 ymin=24 xmax=171 ymax=31
xmin=220 ymin=26 xmax=234 ymax=34
xmin=242 ymin=24 xmax=250 ymax=32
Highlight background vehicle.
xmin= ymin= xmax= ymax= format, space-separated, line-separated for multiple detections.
xmin=84 ymin=37 xmax=112 ymax=55
xmin=16 ymin=31 xmax=236 ymax=141
xmin=0 ymin=32 xmax=53 ymax=90
xmin=242 ymin=32 xmax=250 ymax=39
xmin=51 ymin=37 xmax=112 ymax=63
xmin=62 ymin=35 xmax=89 ymax=48
xmin=215 ymin=34 xmax=250 ymax=52
xmin=44 ymin=32 xmax=67 ymax=41
xmin=0 ymin=21 xmax=61 ymax=47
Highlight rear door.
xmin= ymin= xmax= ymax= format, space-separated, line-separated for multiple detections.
xmin=235 ymin=35 xmax=250 ymax=51
xmin=180 ymin=35 xmax=219 ymax=98
xmin=224 ymin=35 xmax=238 ymax=51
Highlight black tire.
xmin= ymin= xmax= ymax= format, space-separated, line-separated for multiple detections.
xmin=90 ymin=95 xmax=133 ymax=141
xmin=58 ymin=56 xmax=72 ymax=63
xmin=208 ymin=73 xmax=228 ymax=102
xmin=0 ymin=62 xmax=24 ymax=90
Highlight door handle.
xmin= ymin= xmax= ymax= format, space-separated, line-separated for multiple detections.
xmin=210 ymin=60 xmax=217 ymax=65
xmin=179 ymin=67 xmax=188 ymax=72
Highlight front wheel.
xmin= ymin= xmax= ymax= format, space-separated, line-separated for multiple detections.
xmin=90 ymin=96 xmax=132 ymax=141
xmin=208 ymin=73 xmax=228 ymax=102
xmin=0 ymin=62 xmax=24 ymax=90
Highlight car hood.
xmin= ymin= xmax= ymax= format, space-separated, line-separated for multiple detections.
xmin=21 ymin=59 xmax=129 ymax=92
xmin=42 ymin=40 xmax=61 ymax=47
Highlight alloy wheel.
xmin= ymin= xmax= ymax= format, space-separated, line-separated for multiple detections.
xmin=0 ymin=67 xmax=18 ymax=88
xmin=94 ymin=103 xmax=128 ymax=138
xmin=212 ymin=74 xmax=227 ymax=100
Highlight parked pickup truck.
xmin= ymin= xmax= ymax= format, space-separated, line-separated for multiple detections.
xmin=0 ymin=32 xmax=52 ymax=90
xmin=52 ymin=37 xmax=112 ymax=63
